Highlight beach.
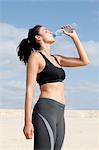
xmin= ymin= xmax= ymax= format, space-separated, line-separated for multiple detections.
xmin=0 ymin=109 xmax=99 ymax=150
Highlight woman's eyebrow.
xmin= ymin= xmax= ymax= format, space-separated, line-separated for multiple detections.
xmin=44 ymin=27 xmax=47 ymax=30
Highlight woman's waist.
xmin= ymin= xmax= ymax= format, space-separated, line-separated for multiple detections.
xmin=39 ymin=92 xmax=65 ymax=104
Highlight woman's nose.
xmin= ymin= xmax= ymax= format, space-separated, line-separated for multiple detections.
xmin=50 ymin=31 xmax=53 ymax=34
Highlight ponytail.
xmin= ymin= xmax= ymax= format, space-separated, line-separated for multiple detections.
xmin=17 ymin=38 xmax=33 ymax=65
xmin=16 ymin=25 xmax=42 ymax=65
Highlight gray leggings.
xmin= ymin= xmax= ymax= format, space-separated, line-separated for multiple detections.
xmin=32 ymin=98 xmax=65 ymax=150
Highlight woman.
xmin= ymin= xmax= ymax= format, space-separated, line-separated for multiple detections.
xmin=17 ymin=24 xmax=89 ymax=150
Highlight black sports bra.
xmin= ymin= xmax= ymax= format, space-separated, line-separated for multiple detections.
xmin=36 ymin=52 xmax=66 ymax=86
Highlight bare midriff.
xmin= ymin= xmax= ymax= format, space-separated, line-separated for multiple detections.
xmin=39 ymin=82 xmax=65 ymax=104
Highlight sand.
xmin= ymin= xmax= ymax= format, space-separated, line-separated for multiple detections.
xmin=0 ymin=109 xmax=99 ymax=150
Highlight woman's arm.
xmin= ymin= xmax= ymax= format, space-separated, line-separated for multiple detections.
xmin=24 ymin=52 xmax=39 ymax=125
xmin=55 ymin=27 xmax=90 ymax=67
xmin=23 ymin=52 xmax=41 ymax=139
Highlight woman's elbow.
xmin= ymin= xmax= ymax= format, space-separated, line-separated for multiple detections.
xmin=83 ymin=60 xmax=90 ymax=66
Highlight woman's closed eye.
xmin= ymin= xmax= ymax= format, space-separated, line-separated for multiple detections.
xmin=45 ymin=29 xmax=49 ymax=33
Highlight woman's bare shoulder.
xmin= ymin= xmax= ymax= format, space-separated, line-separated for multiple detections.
xmin=28 ymin=51 xmax=40 ymax=62
xmin=26 ymin=51 xmax=41 ymax=68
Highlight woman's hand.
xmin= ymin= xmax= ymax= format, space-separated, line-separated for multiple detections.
xmin=61 ymin=24 xmax=78 ymax=39
xmin=23 ymin=122 xmax=34 ymax=139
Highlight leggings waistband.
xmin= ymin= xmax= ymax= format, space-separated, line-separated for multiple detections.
xmin=37 ymin=97 xmax=65 ymax=109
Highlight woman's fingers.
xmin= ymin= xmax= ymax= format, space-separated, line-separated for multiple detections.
xmin=25 ymin=130 xmax=33 ymax=139
xmin=61 ymin=24 xmax=74 ymax=30
xmin=61 ymin=25 xmax=68 ymax=29
xmin=23 ymin=123 xmax=34 ymax=139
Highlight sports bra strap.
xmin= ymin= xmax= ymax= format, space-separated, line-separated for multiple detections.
xmin=39 ymin=52 xmax=46 ymax=59
xmin=39 ymin=52 xmax=60 ymax=66
xmin=51 ymin=55 xmax=60 ymax=66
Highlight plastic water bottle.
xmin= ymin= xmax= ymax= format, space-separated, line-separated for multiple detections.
xmin=53 ymin=24 xmax=76 ymax=37
xmin=53 ymin=29 xmax=63 ymax=37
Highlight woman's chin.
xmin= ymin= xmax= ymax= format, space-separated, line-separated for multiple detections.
xmin=50 ymin=39 xmax=55 ymax=44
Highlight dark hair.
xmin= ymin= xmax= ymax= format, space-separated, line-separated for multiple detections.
xmin=16 ymin=25 xmax=42 ymax=65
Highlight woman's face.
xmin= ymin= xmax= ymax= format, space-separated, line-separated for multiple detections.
xmin=38 ymin=26 xmax=55 ymax=44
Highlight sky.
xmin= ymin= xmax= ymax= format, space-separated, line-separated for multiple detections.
xmin=0 ymin=0 xmax=99 ymax=109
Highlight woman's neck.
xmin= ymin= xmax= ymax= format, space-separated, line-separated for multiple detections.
xmin=39 ymin=43 xmax=51 ymax=56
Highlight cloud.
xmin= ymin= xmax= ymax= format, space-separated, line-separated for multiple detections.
xmin=0 ymin=22 xmax=28 ymax=67
xmin=0 ymin=22 xmax=27 ymax=41
xmin=82 ymin=41 xmax=99 ymax=66
xmin=64 ymin=80 xmax=99 ymax=93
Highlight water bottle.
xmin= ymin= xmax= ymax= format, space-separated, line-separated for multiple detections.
xmin=53 ymin=23 xmax=76 ymax=37
xmin=53 ymin=29 xmax=63 ymax=37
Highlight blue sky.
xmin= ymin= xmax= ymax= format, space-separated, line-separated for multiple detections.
xmin=0 ymin=0 xmax=99 ymax=109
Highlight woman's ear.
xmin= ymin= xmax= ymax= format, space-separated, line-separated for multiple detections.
xmin=35 ymin=35 xmax=41 ymax=42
